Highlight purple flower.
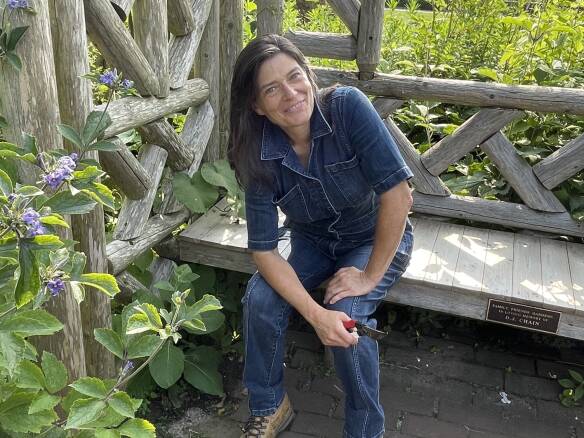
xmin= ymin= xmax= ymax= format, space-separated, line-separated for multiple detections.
xmin=7 ymin=193 xmax=17 ymax=203
xmin=99 ymin=69 xmax=118 ymax=87
xmin=47 ymin=278 xmax=65 ymax=297
xmin=7 ymin=0 xmax=28 ymax=9
xmin=121 ymin=79 xmax=134 ymax=90
xmin=57 ymin=155 xmax=77 ymax=172
xmin=122 ymin=361 xmax=134 ymax=375
xmin=69 ymin=152 xmax=78 ymax=162
xmin=21 ymin=208 xmax=40 ymax=225
xmin=44 ymin=168 xmax=68 ymax=189
xmin=26 ymin=222 xmax=46 ymax=237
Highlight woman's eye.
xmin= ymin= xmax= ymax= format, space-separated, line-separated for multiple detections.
xmin=265 ymin=86 xmax=277 ymax=95
xmin=290 ymin=72 xmax=301 ymax=79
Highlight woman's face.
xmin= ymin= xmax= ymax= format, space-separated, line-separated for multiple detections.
xmin=253 ymin=53 xmax=314 ymax=135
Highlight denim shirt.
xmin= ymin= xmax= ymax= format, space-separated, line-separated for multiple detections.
xmin=245 ymin=86 xmax=413 ymax=252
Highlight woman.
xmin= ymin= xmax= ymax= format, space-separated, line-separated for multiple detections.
xmin=228 ymin=34 xmax=414 ymax=438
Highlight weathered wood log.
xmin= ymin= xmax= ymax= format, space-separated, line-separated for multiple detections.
xmin=533 ymin=133 xmax=584 ymax=190
xmin=133 ymin=0 xmax=169 ymax=98
xmin=49 ymin=0 xmax=114 ymax=378
xmin=84 ymin=0 xmax=160 ymax=96
xmin=412 ymin=192 xmax=583 ymax=237
xmin=153 ymin=236 xmax=182 ymax=261
xmin=326 ymin=0 xmax=360 ymax=36
xmin=115 ymin=270 xmax=148 ymax=302
xmin=149 ymin=257 xmax=176 ymax=296
xmin=284 ymin=30 xmax=356 ymax=60
xmin=313 ymin=68 xmax=584 ymax=115
xmin=421 ymin=109 xmax=523 ymax=176
xmin=373 ymin=97 xmax=403 ymax=119
xmin=97 ymin=78 xmax=209 ymax=138
xmin=481 ymin=132 xmax=565 ymax=213
xmin=356 ymin=0 xmax=384 ymax=79
xmin=168 ymin=0 xmax=196 ymax=36
xmin=138 ymin=120 xmax=195 ymax=170
xmin=256 ymin=0 xmax=284 ymax=36
xmin=157 ymin=100 xmax=214 ymax=214
xmin=168 ymin=0 xmax=213 ymax=89
xmin=383 ymin=118 xmax=450 ymax=196
xmin=114 ymin=145 xmax=168 ymax=240
xmin=219 ymin=0 xmax=243 ymax=154
xmin=199 ymin=0 xmax=221 ymax=161
xmin=99 ymin=139 xmax=153 ymax=200
xmin=109 ymin=0 xmax=134 ymax=20
xmin=107 ymin=209 xmax=192 ymax=275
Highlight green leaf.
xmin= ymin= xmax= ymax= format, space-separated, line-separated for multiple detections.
xmin=0 ymin=332 xmax=25 ymax=374
xmin=57 ymin=124 xmax=83 ymax=148
xmin=569 ymin=370 xmax=583 ymax=384
xmin=108 ymin=392 xmax=136 ymax=418
xmin=172 ymin=171 xmax=219 ymax=213
xmin=69 ymin=251 xmax=86 ymax=280
xmin=80 ymin=183 xmax=115 ymax=210
xmin=126 ymin=313 xmax=153 ymax=335
xmin=118 ymin=418 xmax=156 ymax=438
xmin=0 ymin=392 xmax=57 ymax=433
xmin=183 ymin=354 xmax=223 ymax=396
xmin=16 ymin=360 xmax=46 ymax=390
xmin=6 ymin=52 xmax=22 ymax=71
xmin=0 ymin=309 xmax=63 ymax=336
xmin=135 ymin=303 xmax=163 ymax=329
xmin=78 ymin=273 xmax=120 ymax=297
xmin=41 ymin=191 xmax=97 ymax=215
xmin=200 ymin=160 xmax=240 ymax=195
xmin=0 ymin=168 xmax=13 ymax=196
xmin=152 ymin=280 xmax=175 ymax=292
xmin=96 ymin=429 xmax=122 ymax=438
xmin=188 ymin=294 xmax=222 ymax=317
xmin=40 ymin=214 xmax=70 ymax=228
xmin=94 ymin=328 xmax=125 ymax=359
xmin=65 ymin=398 xmax=108 ymax=429
xmin=87 ymin=140 xmax=123 ymax=152
xmin=475 ymin=67 xmax=499 ymax=81
xmin=69 ymin=281 xmax=86 ymax=304
xmin=6 ymin=26 xmax=29 ymax=51
xmin=25 ymin=234 xmax=64 ymax=250
xmin=148 ymin=342 xmax=184 ymax=388
xmin=21 ymin=133 xmax=37 ymax=155
xmin=575 ymin=385 xmax=584 ymax=402
xmin=17 ymin=185 xmax=44 ymax=197
xmin=126 ymin=334 xmax=161 ymax=359
xmin=183 ymin=311 xmax=225 ymax=335
xmin=29 ymin=392 xmax=60 ymax=414
xmin=559 ymin=378 xmax=575 ymax=389
xmin=69 ymin=377 xmax=108 ymax=399
xmin=14 ymin=243 xmax=38 ymax=308
xmin=42 ymin=351 xmax=68 ymax=393
xmin=83 ymin=111 xmax=112 ymax=145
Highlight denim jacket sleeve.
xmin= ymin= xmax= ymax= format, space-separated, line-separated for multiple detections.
xmin=245 ymin=183 xmax=279 ymax=251
xmin=342 ymin=87 xmax=413 ymax=194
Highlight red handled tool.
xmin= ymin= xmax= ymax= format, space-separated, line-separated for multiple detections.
xmin=343 ymin=319 xmax=388 ymax=340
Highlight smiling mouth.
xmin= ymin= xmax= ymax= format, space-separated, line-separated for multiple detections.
xmin=285 ymin=100 xmax=305 ymax=113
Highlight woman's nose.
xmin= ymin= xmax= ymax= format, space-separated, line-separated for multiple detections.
xmin=281 ymin=82 xmax=296 ymax=98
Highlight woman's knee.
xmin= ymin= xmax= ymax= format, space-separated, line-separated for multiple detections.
xmin=242 ymin=272 xmax=285 ymax=316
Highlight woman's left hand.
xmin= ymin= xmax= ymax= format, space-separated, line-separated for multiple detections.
xmin=324 ymin=266 xmax=378 ymax=305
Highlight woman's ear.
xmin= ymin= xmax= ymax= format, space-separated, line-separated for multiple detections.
xmin=252 ymin=101 xmax=265 ymax=116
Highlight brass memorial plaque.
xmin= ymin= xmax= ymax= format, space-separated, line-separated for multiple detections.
xmin=486 ymin=299 xmax=561 ymax=334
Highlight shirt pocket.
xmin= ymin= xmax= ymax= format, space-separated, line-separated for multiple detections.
xmin=325 ymin=155 xmax=372 ymax=205
xmin=274 ymin=184 xmax=313 ymax=223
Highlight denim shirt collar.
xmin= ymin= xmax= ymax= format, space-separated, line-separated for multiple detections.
xmin=260 ymin=97 xmax=333 ymax=161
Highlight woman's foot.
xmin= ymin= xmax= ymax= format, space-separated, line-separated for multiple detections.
xmin=240 ymin=394 xmax=294 ymax=437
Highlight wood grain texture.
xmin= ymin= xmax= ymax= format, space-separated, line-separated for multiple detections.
xmin=356 ymin=0 xmax=384 ymax=77
xmin=482 ymin=132 xmax=565 ymax=213
xmin=326 ymin=0 xmax=360 ymax=36
xmin=139 ymin=120 xmax=195 ymax=170
xmin=533 ymin=133 xmax=584 ymax=189
xmin=568 ymin=243 xmax=584 ymax=314
xmin=481 ymin=229 xmax=514 ymax=298
xmin=97 ymin=78 xmax=209 ymax=137
xmin=84 ymin=0 xmax=160 ymax=96
xmin=256 ymin=0 xmax=284 ymax=36
xmin=285 ymin=30 xmax=357 ymax=60
xmin=383 ymin=118 xmax=450 ymax=196
xmin=423 ymin=223 xmax=462 ymax=287
xmin=421 ymin=109 xmax=523 ymax=176
xmin=314 ymin=67 xmax=584 ymax=115
xmin=412 ymin=192 xmax=583 ymax=238
xmin=114 ymin=145 xmax=168 ymax=240
xmin=50 ymin=0 xmax=114 ymax=378
xmin=168 ymin=0 xmax=212 ymax=88
xmin=99 ymin=139 xmax=153 ymax=200
xmin=107 ymin=209 xmax=191 ymax=274
xmin=373 ymin=98 xmax=403 ymax=119
xmin=540 ymin=238 xmax=575 ymax=312
xmin=513 ymin=234 xmax=542 ymax=304
xmin=168 ymin=0 xmax=196 ymax=36
xmin=133 ymin=0 xmax=169 ymax=98
xmin=452 ymin=226 xmax=489 ymax=292
xmin=109 ymin=0 xmax=134 ymax=20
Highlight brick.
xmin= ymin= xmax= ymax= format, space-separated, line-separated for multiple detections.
xmin=289 ymin=411 xmax=345 ymax=437
xmin=380 ymin=387 xmax=438 ymax=418
xmin=309 ymin=375 xmax=345 ymax=398
xmin=536 ymin=399 xmax=584 ymax=428
xmin=431 ymin=361 xmax=505 ymax=389
xmin=284 ymin=367 xmax=313 ymax=393
xmin=280 ymin=432 xmax=315 ymax=438
xmin=288 ymin=386 xmax=337 ymax=417
xmin=469 ymin=430 xmax=518 ymax=438
xmin=416 ymin=335 xmax=476 ymax=362
xmin=287 ymin=330 xmax=323 ymax=353
xmin=504 ymin=373 xmax=560 ymax=401
xmin=508 ymin=416 xmax=575 ymax=438
xmin=535 ymin=359 xmax=584 ymax=380
xmin=403 ymin=412 xmax=468 ymax=438
xmin=475 ymin=349 xmax=536 ymax=376
xmin=438 ymin=399 xmax=511 ymax=436
xmin=385 ymin=432 xmax=419 ymax=438
xmin=289 ymin=348 xmax=322 ymax=370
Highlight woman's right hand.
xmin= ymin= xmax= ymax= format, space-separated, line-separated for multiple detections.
xmin=309 ymin=308 xmax=358 ymax=348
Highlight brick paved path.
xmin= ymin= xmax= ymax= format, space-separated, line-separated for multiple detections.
xmin=165 ymin=327 xmax=584 ymax=438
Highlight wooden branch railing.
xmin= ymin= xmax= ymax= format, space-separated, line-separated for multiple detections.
xmin=167 ymin=0 xmax=196 ymax=36
xmin=285 ymin=30 xmax=356 ymax=61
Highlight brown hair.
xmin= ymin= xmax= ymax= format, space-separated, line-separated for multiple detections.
xmin=227 ymin=34 xmax=317 ymax=190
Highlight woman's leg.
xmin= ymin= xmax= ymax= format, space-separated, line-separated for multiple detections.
xmin=327 ymin=234 xmax=412 ymax=438
xmin=242 ymin=234 xmax=335 ymax=415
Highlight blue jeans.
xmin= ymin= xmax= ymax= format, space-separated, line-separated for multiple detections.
xmin=242 ymin=227 xmax=413 ymax=438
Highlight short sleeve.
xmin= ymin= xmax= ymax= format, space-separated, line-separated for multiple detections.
xmin=245 ymin=183 xmax=279 ymax=251
xmin=342 ymin=87 xmax=413 ymax=194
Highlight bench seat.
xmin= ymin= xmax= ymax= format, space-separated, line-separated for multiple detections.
xmin=178 ymin=199 xmax=584 ymax=340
